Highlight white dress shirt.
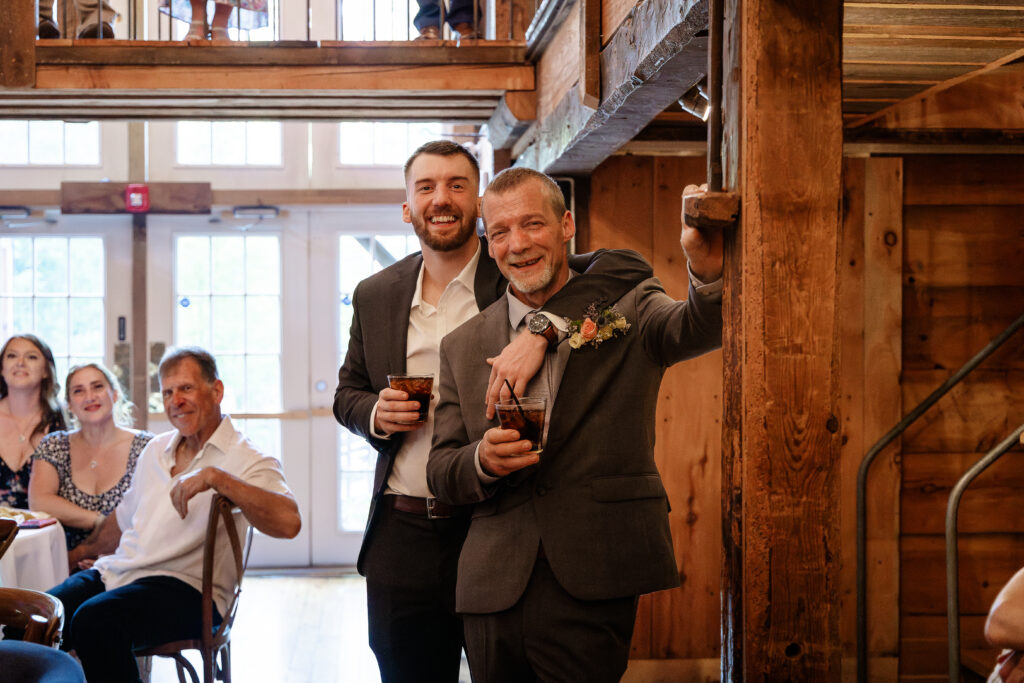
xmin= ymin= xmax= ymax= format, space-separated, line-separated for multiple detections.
xmin=374 ymin=242 xmax=483 ymax=499
xmin=96 ymin=416 xmax=292 ymax=615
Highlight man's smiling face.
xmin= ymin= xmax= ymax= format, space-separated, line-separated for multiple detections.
xmin=402 ymin=153 xmax=480 ymax=253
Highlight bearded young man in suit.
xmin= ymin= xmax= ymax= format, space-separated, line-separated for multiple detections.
xmin=427 ymin=167 xmax=724 ymax=682
xmin=333 ymin=141 xmax=650 ymax=683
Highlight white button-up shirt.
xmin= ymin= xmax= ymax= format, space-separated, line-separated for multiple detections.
xmin=378 ymin=242 xmax=483 ymax=498
xmin=95 ymin=416 xmax=292 ymax=615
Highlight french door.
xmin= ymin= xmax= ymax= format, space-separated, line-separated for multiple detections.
xmin=149 ymin=205 xmax=415 ymax=567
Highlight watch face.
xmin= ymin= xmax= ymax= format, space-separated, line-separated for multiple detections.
xmin=529 ymin=315 xmax=550 ymax=334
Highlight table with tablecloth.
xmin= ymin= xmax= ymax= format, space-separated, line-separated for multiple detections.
xmin=0 ymin=522 xmax=69 ymax=592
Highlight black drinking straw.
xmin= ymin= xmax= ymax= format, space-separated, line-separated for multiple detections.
xmin=503 ymin=379 xmax=528 ymax=420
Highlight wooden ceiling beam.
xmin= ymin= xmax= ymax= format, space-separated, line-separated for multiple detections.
xmin=849 ymin=47 xmax=1024 ymax=128
xmin=36 ymin=41 xmax=527 ymax=66
xmin=34 ymin=64 xmax=533 ymax=91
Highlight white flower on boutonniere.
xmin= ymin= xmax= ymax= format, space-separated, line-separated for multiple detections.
xmin=565 ymin=303 xmax=630 ymax=350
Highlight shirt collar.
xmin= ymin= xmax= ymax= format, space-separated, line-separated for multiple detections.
xmin=505 ymin=269 xmax=577 ymax=329
xmin=160 ymin=414 xmax=237 ymax=472
xmin=411 ymin=240 xmax=482 ymax=311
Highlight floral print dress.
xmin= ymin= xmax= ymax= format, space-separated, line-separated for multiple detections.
xmin=32 ymin=431 xmax=154 ymax=550
xmin=0 ymin=456 xmax=30 ymax=509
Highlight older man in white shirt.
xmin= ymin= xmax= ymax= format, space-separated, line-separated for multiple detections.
xmin=49 ymin=347 xmax=301 ymax=683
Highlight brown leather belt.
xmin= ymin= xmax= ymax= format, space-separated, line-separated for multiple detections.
xmin=388 ymin=494 xmax=468 ymax=520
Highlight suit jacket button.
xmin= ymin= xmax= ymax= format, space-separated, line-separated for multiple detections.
xmin=536 ymin=487 xmax=546 ymax=496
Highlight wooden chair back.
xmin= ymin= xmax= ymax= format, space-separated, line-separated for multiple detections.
xmin=0 ymin=518 xmax=17 ymax=560
xmin=135 ymin=494 xmax=252 ymax=683
xmin=0 ymin=587 xmax=64 ymax=647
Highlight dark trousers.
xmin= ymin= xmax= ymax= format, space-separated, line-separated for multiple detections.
xmin=462 ymin=558 xmax=639 ymax=683
xmin=363 ymin=501 xmax=470 ymax=683
xmin=414 ymin=0 xmax=476 ymax=30
xmin=49 ymin=569 xmax=220 ymax=683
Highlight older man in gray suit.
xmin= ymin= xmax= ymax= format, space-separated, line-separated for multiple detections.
xmin=428 ymin=167 xmax=724 ymax=682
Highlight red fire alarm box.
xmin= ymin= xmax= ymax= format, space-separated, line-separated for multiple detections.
xmin=125 ymin=184 xmax=149 ymax=213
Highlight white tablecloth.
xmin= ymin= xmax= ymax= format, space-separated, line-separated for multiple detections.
xmin=0 ymin=522 xmax=69 ymax=591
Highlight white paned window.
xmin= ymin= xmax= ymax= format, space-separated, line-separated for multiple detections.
xmin=341 ymin=0 xmax=415 ymax=40
xmin=338 ymin=122 xmax=444 ymax=167
xmin=0 ymin=236 xmax=105 ymax=380
xmin=336 ymin=233 xmax=418 ymax=532
xmin=175 ymin=121 xmax=283 ymax=166
xmin=173 ymin=234 xmax=283 ymax=458
xmin=0 ymin=121 xmax=101 ymax=167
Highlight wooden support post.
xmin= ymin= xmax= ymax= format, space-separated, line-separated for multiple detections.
xmin=128 ymin=122 xmax=147 ymax=429
xmin=1 ymin=0 xmax=36 ymax=88
xmin=131 ymin=213 xmax=148 ymax=429
xmin=720 ymin=0 xmax=845 ymax=680
xmin=578 ymin=0 xmax=600 ymax=109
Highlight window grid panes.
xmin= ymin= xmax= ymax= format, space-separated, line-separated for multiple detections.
xmin=175 ymin=121 xmax=283 ymax=167
xmin=0 ymin=236 xmax=105 ymax=381
xmin=338 ymin=122 xmax=445 ymax=167
xmin=336 ymin=233 xmax=418 ymax=532
xmin=341 ymin=0 xmax=416 ymax=40
xmin=173 ymin=234 xmax=283 ymax=429
xmin=0 ymin=121 xmax=101 ymax=166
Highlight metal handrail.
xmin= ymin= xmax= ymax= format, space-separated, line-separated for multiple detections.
xmin=856 ymin=311 xmax=1024 ymax=683
xmin=946 ymin=423 xmax=1024 ymax=682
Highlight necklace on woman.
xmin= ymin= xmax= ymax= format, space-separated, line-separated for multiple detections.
xmin=12 ymin=412 xmax=41 ymax=444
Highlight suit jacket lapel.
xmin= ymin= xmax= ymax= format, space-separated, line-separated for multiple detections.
xmin=382 ymin=253 xmax=422 ymax=375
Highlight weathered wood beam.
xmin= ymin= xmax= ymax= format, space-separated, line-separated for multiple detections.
xmin=579 ymin=0 xmax=600 ymax=108
xmin=518 ymin=0 xmax=708 ymax=174
xmin=483 ymin=90 xmax=537 ymax=149
xmin=524 ymin=0 xmax=577 ymax=61
xmin=61 ymin=182 xmax=212 ymax=214
xmin=843 ymin=37 xmax=1024 ymax=65
xmin=0 ymin=0 xmax=35 ymax=88
xmin=721 ymin=0 xmax=844 ymax=681
xmin=1 ymin=188 xmax=407 ymax=207
xmin=844 ymin=5 xmax=1024 ymax=32
xmin=35 ymin=41 xmax=527 ymax=66
xmin=34 ymin=63 xmax=534 ymax=91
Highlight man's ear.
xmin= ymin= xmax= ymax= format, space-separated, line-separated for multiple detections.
xmin=561 ymin=211 xmax=576 ymax=243
xmin=401 ymin=202 xmax=412 ymax=224
xmin=212 ymin=379 xmax=225 ymax=404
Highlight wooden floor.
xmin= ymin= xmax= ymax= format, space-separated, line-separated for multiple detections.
xmin=149 ymin=573 xmax=471 ymax=683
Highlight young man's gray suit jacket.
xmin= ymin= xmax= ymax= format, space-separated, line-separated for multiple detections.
xmin=427 ymin=272 xmax=723 ymax=614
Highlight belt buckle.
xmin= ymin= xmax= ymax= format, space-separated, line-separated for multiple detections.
xmin=425 ymin=498 xmax=447 ymax=520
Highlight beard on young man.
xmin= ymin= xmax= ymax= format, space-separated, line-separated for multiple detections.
xmin=409 ymin=205 xmax=477 ymax=252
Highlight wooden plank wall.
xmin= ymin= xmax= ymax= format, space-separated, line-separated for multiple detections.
xmin=582 ymin=155 xmax=723 ymax=676
xmin=841 ymin=157 xmax=904 ymax=681
xmin=896 ymin=155 xmax=1024 ymax=681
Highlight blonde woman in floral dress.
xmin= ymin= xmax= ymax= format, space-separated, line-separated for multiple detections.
xmin=160 ymin=0 xmax=268 ymax=40
xmin=28 ymin=363 xmax=152 ymax=569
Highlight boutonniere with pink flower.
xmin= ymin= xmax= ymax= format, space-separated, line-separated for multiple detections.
xmin=565 ymin=303 xmax=630 ymax=350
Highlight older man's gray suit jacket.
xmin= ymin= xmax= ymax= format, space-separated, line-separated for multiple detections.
xmin=333 ymin=239 xmax=654 ymax=577
xmin=428 ymin=275 xmax=723 ymax=614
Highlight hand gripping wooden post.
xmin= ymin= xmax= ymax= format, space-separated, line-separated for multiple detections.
xmin=682 ymin=191 xmax=741 ymax=231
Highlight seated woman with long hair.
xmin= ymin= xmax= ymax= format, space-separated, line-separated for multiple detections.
xmin=0 ymin=334 xmax=66 ymax=509
xmin=28 ymin=363 xmax=153 ymax=561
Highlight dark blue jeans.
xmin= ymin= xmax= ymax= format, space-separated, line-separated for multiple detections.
xmin=49 ymin=569 xmax=221 ymax=683
xmin=414 ymin=0 xmax=476 ymax=31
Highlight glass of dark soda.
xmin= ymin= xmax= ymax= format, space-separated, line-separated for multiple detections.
xmin=386 ymin=374 xmax=434 ymax=423
xmin=494 ymin=397 xmax=547 ymax=454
